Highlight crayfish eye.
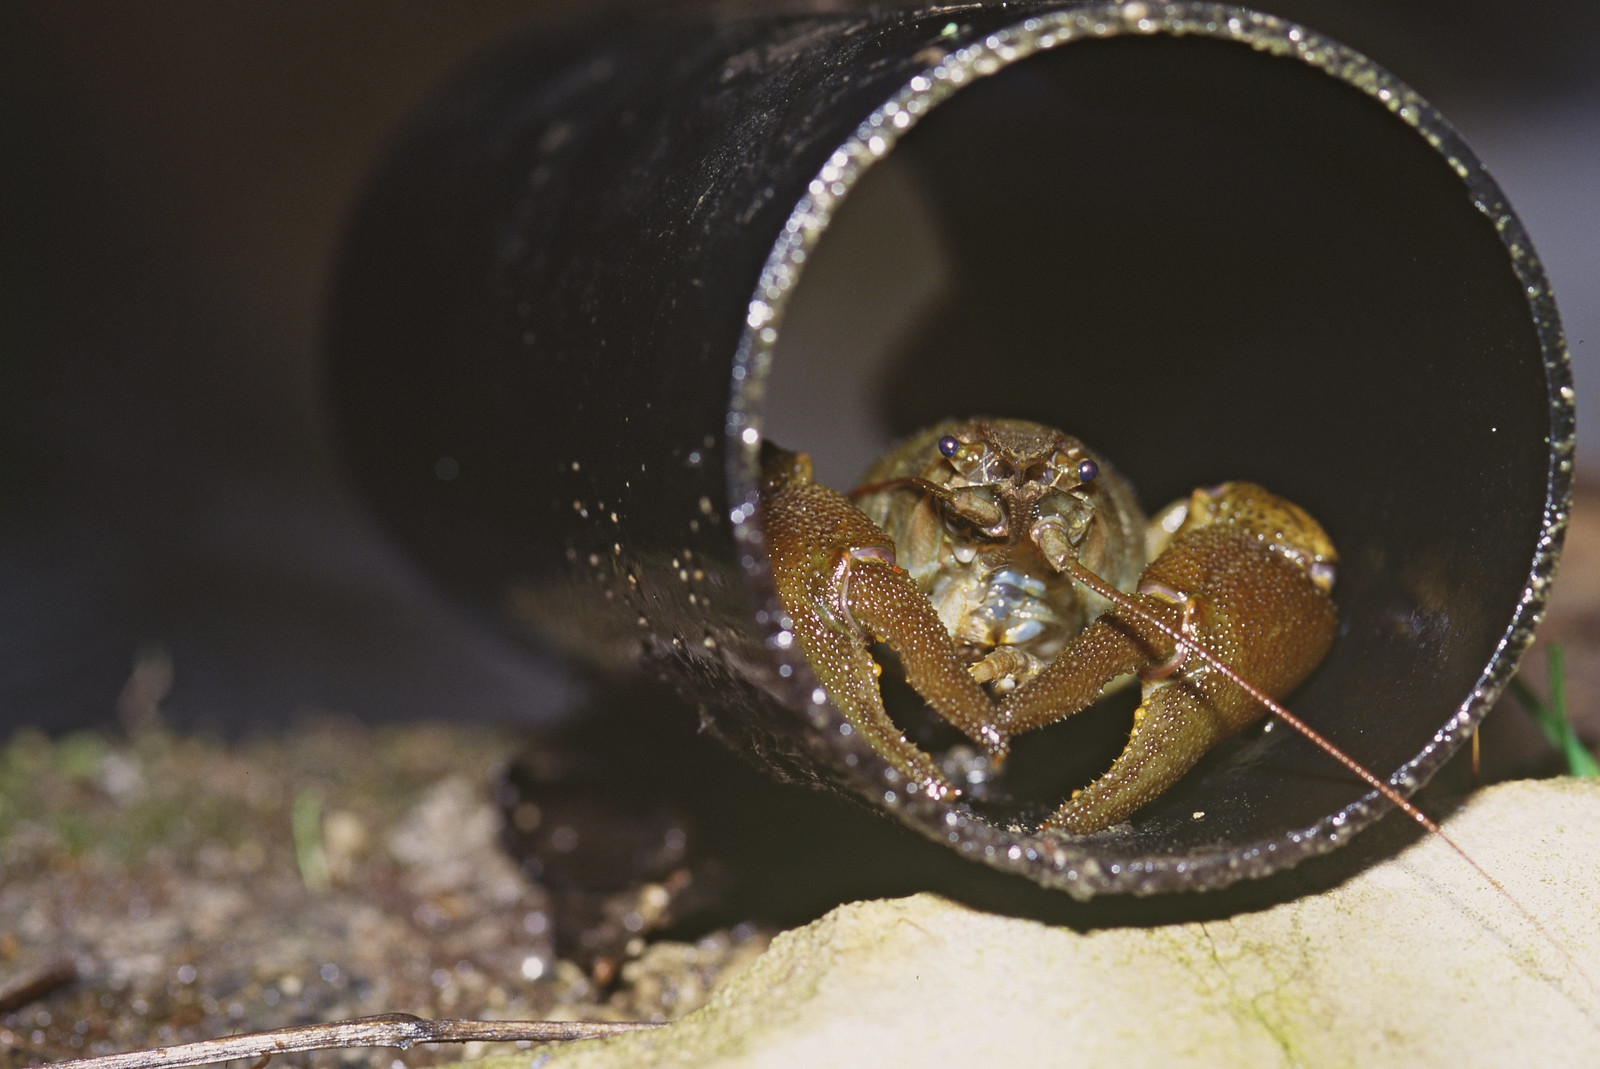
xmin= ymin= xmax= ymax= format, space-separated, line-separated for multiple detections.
xmin=1077 ymin=458 xmax=1099 ymax=484
xmin=937 ymin=435 xmax=960 ymax=458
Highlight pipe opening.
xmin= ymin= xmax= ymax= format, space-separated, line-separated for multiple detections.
xmin=735 ymin=21 xmax=1561 ymax=854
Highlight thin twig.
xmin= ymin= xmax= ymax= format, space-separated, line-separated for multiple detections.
xmin=48 ymin=1013 xmax=662 ymax=1069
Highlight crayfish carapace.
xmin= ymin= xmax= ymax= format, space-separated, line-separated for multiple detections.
xmin=759 ymin=418 xmax=1339 ymax=833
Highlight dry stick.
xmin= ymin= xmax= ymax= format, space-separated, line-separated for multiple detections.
xmin=1061 ymin=557 xmax=1595 ymax=998
xmin=48 ymin=1013 xmax=662 ymax=1069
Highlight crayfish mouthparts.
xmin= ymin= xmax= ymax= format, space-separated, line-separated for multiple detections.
xmin=761 ymin=419 xmax=1339 ymax=834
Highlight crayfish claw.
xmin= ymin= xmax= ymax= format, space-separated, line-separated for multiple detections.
xmin=845 ymin=555 xmax=1010 ymax=758
xmin=760 ymin=444 xmax=1007 ymax=788
xmin=1041 ymin=684 xmax=1230 ymax=834
xmin=1035 ymin=482 xmax=1339 ymax=834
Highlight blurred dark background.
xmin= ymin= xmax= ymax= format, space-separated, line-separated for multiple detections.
xmin=1 ymin=0 xmax=1595 ymax=735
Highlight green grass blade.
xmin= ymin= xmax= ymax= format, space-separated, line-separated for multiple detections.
xmin=1509 ymin=646 xmax=1600 ymax=777
xmin=292 ymin=788 xmax=332 ymax=892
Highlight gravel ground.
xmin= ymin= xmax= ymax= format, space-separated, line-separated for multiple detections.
xmin=0 ymin=719 xmax=771 ymax=1069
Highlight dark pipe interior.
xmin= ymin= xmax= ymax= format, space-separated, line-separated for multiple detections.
xmin=761 ymin=35 xmax=1548 ymax=848
xmin=325 ymin=9 xmax=1559 ymax=892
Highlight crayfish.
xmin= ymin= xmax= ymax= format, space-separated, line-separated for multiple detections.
xmin=759 ymin=418 xmax=1339 ymax=833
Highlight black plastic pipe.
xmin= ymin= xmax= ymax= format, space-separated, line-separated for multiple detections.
xmin=327 ymin=2 xmax=1572 ymax=898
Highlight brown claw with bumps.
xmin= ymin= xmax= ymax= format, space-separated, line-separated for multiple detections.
xmin=759 ymin=446 xmax=1006 ymax=800
xmin=1001 ymin=482 xmax=1338 ymax=834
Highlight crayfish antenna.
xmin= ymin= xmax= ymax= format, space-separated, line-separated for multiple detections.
xmin=845 ymin=476 xmax=921 ymax=501
xmin=1060 ymin=557 xmax=1599 ymax=1007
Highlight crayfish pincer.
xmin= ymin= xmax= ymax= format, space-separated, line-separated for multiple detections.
xmin=760 ymin=419 xmax=1339 ymax=834
xmin=1002 ymin=481 xmax=1338 ymax=833
xmin=759 ymin=445 xmax=1003 ymax=800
